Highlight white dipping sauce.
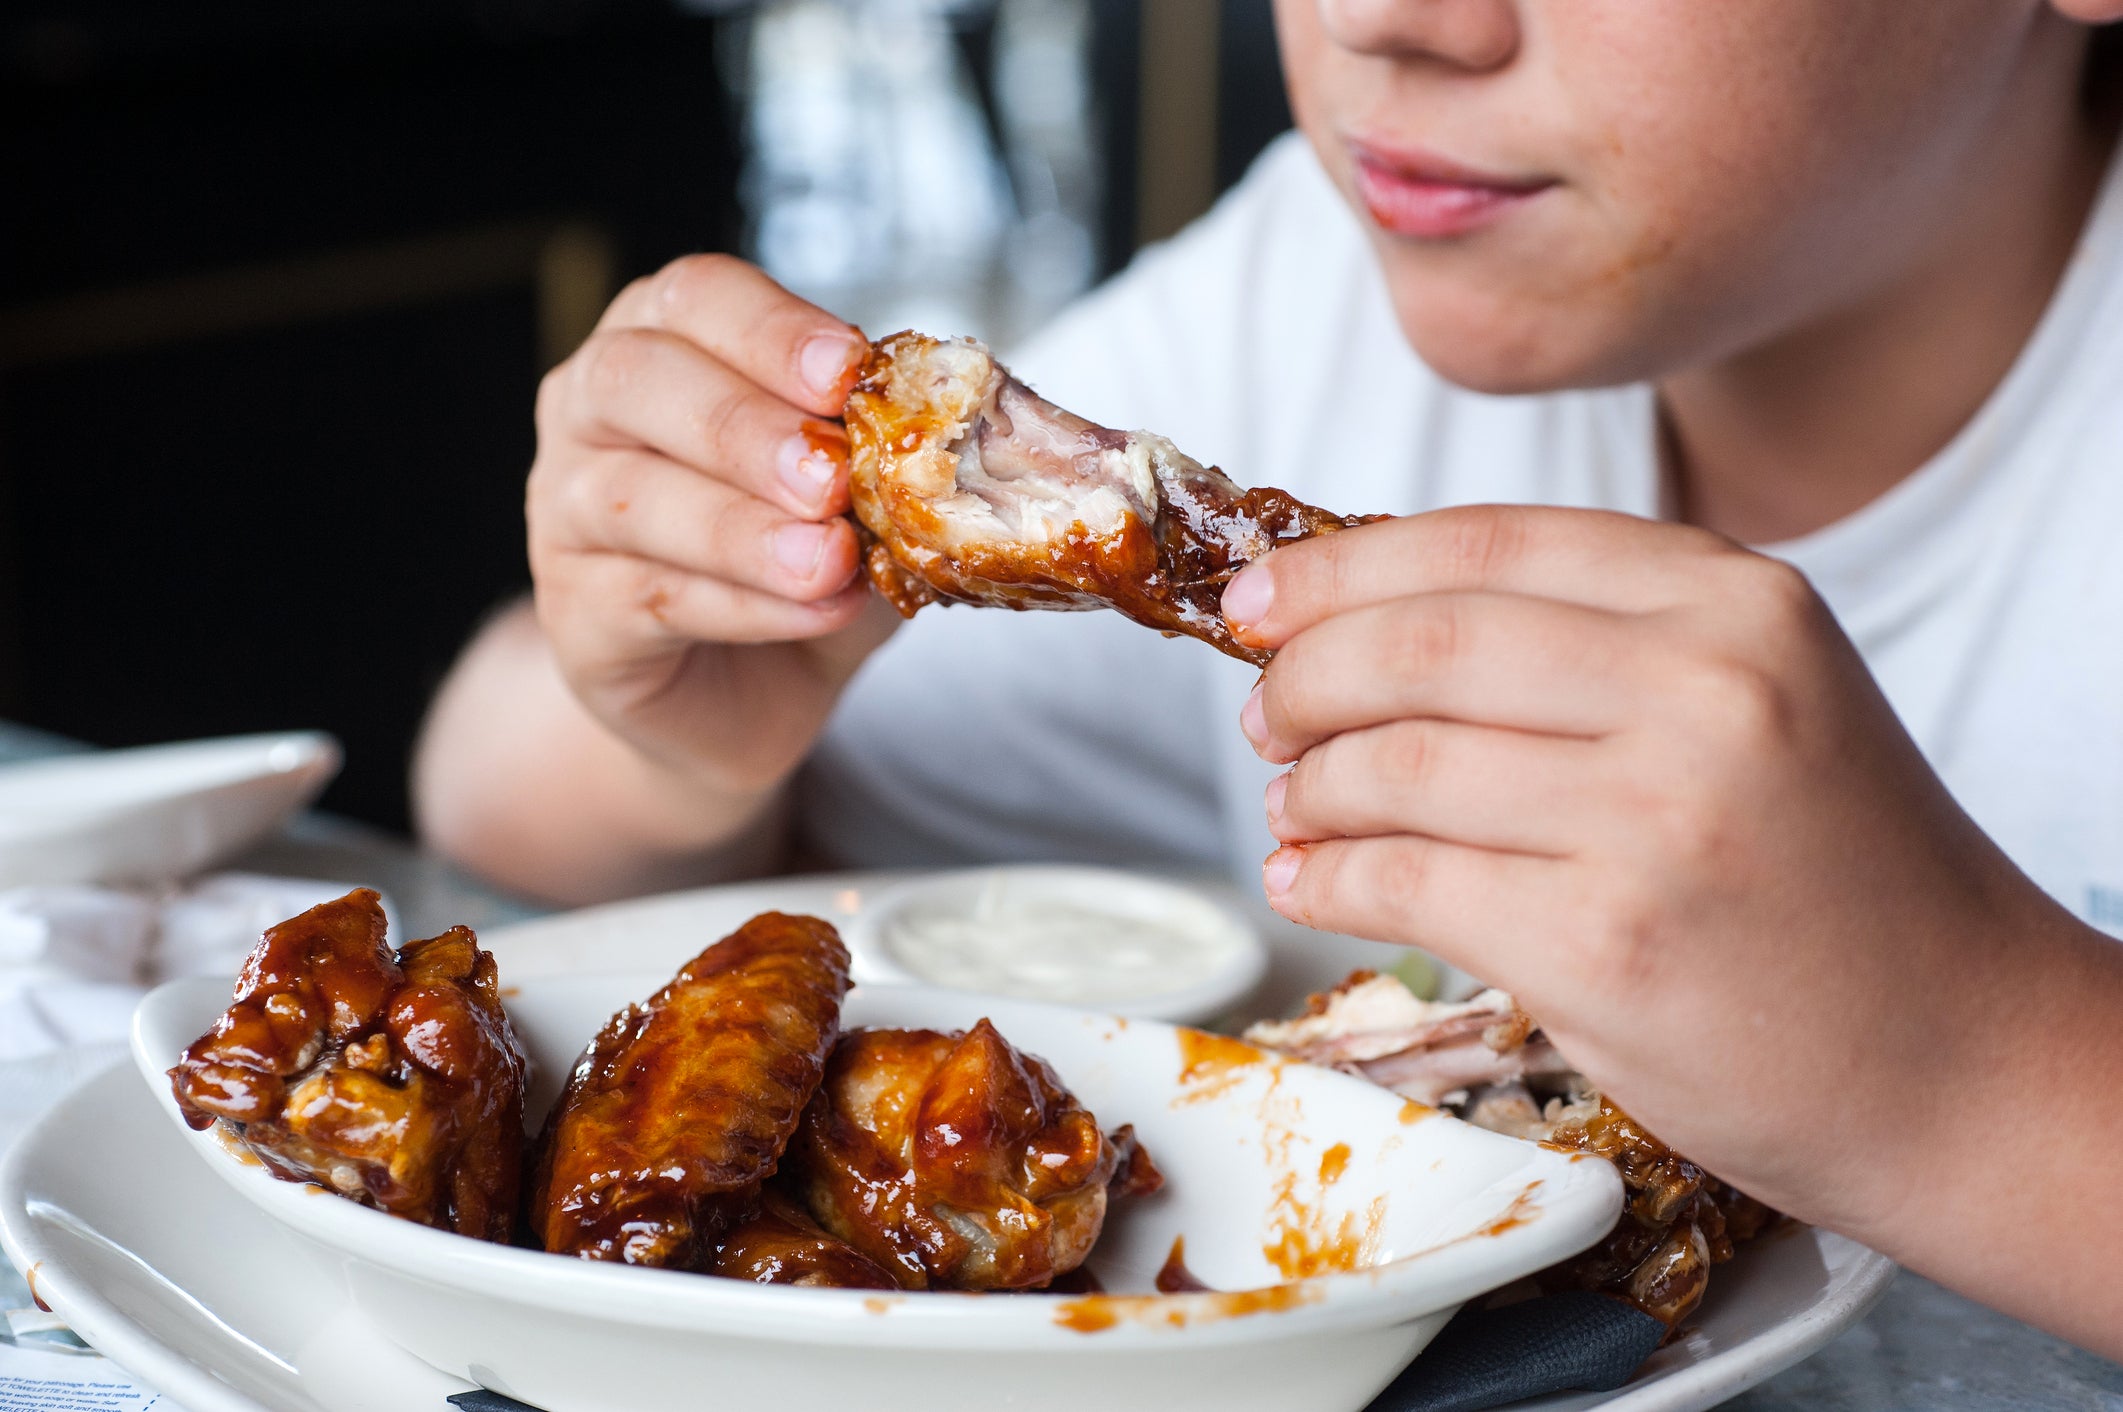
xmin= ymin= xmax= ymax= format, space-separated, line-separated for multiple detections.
xmin=880 ymin=879 xmax=1244 ymax=1005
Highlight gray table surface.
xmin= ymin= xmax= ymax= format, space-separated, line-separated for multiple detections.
xmin=0 ymin=727 xmax=2116 ymax=1409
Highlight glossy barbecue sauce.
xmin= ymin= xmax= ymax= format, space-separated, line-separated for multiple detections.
xmin=1154 ymin=1236 xmax=1213 ymax=1294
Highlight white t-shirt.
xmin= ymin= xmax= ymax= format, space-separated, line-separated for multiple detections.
xmin=798 ymin=132 xmax=2123 ymax=938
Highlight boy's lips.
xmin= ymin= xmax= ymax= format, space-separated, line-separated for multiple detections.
xmin=1348 ymin=140 xmax=1555 ymax=239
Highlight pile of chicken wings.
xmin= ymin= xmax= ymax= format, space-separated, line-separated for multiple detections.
xmin=171 ymin=891 xmax=1154 ymax=1292
xmin=172 ymin=890 xmax=1768 ymax=1321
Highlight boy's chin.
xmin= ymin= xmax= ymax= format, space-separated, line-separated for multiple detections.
xmin=1389 ymin=292 xmax=1656 ymax=397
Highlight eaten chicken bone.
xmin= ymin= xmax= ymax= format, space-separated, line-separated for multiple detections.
xmin=1242 ymin=972 xmax=1571 ymax=1110
xmin=846 ymin=332 xmax=1377 ymax=665
xmin=169 ymin=888 xmax=527 ymax=1242
xmin=1245 ymin=970 xmax=1778 ymax=1331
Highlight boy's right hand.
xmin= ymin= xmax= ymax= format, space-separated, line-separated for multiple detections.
xmin=526 ymin=255 xmax=899 ymax=812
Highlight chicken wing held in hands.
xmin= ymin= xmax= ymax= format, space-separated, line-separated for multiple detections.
xmin=168 ymin=887 xmax=527 ymax=1242
xmin=786 ymin=1021 xmax=1118 ymax=1291
xmin=845 ymin=332 xmax=1374 ymax=665
xmin=527 ymin=912 xmax=851 ymax=1267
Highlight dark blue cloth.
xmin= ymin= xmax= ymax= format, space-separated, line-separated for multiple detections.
xmin=1364 ymin=1291 xmax=1667 ymax=1412
xmin=448 ymin=1393 xmax=541 ymax=1412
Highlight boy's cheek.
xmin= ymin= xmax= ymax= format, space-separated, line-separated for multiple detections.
xmin=1278 ymin=0 xmax=2011 ymax=397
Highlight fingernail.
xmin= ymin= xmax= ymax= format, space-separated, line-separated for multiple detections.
xmin=1264 ymin=771 xmax=1289 ymax=823
xmin=1263 ymin=847 xmax=1302 ymax=897
xmin=777 ymin=434 xmax=838 ymax=508
xmin=800 ymin=334 xmax=861 ymax=400
xmin=1222 ymin=565 xmax=1273 ymax=627
xmin=1240 ymin=684 xmax=1268 ymax=751
xmin=774 ymin=521 xmax=829 ymax=577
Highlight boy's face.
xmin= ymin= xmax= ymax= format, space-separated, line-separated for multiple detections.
xmin=1276 ymin=0 xmax=2081 ymax=392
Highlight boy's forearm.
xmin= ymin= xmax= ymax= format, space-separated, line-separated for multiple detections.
xmin=411 ymin=600 xmax=790 ymax=905
xmin=1867 ymin=904 xmax=2123 ymax=1359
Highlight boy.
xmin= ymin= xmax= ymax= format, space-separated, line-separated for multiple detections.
xmin=417 ymin=1 xmax=2123 ymax=1355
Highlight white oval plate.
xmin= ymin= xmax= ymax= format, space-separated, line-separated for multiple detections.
xmin=0 ymin=732 xmax=341 ymax=888
xmin=127 ymin=974 xmax=1619 ymax=1412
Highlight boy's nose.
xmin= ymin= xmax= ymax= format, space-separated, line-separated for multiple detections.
xmin=1315 ymin=0 xmax=1521 ymax=71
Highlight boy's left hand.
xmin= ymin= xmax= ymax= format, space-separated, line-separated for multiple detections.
xmin=1220 ymin=504 xmax=2091 ymax=1239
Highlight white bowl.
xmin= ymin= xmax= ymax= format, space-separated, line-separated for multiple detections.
xmin=0 ymin=732 xmax=341 ymax=888
xmin=134 ymin=975 xmax=1621 ymax=1412
xmin=844 ymin=865 xmax=1270 ymax=1024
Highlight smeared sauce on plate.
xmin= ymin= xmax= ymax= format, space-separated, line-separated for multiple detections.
xmin=1263 ymin=1184 xmax=1386 ymax=1279
xmin=1053 ymin=1280 xmax=1320 ymax=1334
xmin=1173 ymin=1029 xmax=1268 ymax=1105
xmin=1402 ymin=1180 xmax=1548 ymax=1264
xmin=1476 ymin=1182 xmax=1543 ymax=1237
xmin=1154 ymin=1236 xmax=1212 ymax=1293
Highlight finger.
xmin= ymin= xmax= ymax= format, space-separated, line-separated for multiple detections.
xmin=546 ymin=551 xmax=873 ymax=650
xmin=536 ymin=450 xmax=860 ymax=603
xmin=559 ymin=328 xmax=850 ymax=520
xmin=1248 ymin=591 xmax=1661 ymax=761
xmin=1269 ymin=718 xmax=1599 ymax=857
xmin=1260 ymin=836 xmax=1561 ymax=981
xmin=599 ymin=254 xmax=865 ymax=416
xmin=1223 ymin=504 xmax=1739 ymax=652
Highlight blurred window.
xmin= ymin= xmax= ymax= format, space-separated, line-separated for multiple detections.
xmin=735 ymin=0 xmax=1102 ymax=346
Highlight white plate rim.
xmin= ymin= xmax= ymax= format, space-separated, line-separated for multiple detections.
xmin=1596 ymin=1234 xmax=1897 ymax=1411
xmin=0 ymin=1063 xmax=291 ymax=1412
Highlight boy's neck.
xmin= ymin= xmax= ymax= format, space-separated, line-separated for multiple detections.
xmin=1658 ymin=91 xmax=2118 ymax=548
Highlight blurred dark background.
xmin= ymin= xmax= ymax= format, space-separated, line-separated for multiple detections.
xmin=0 ymin=0 xmax=1290 ymax=833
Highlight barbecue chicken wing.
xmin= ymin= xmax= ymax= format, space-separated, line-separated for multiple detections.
xmin=705 ymin=1188 xmax=899 ymax=1289
xmin=1535 ymin=1097 xmax=1779 ymax=1328
xmin=845 ymin=332 xmax=1374 ymax=665
xmin=527 ymin=912 xmax=850 ymax=1267
xmin=168 ymin=887 xmax=526 ymax=1241
xmin=1247 ymin=971 xmax=1778 ymax=1331
xmin=785 ymin=1021 xmax=1119 ymax=1290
